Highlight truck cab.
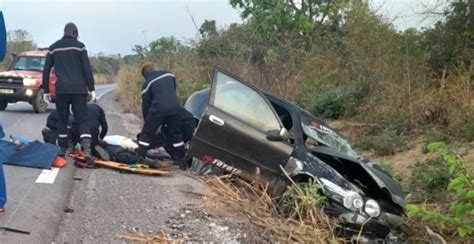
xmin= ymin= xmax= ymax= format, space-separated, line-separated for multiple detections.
xmin=0 ymin=50 xmax=56 ymax=113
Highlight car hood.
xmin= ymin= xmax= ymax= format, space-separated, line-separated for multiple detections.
xmin=309 ymin=146 xmax=405 ymax=208
xmin=0 ymin=70 xmax=42 ymax=79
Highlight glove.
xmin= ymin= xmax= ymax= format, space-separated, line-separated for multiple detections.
xmin=87 ymin=91 xmax=96 ymax=103
xmin=43 ymin=93 xmax=51 ymax=103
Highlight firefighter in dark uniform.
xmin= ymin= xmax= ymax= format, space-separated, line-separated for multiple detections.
xmin=42 ymin=110 xmax=73 ymax=148
xmin=42 ymin=23 xmax=96 ymax=166
xmin=70 ymin=103 xmax=108 ymax=155
xmin=137 ymin=62 xmax=186 ymax=169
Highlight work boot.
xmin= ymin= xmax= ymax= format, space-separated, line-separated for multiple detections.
xmin=58 ymin=137 xmax=68 ymax=157
xmin=81 ymin=138 xmax=96 ymax=168
xmin=65 ymin=140 xmax=75 ymax=155
xmin=168 ymin=144 xmax=187 ymax=170
xmin=94 ymin=145 xmax=110 ymax=161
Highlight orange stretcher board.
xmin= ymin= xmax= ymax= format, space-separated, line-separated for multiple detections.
xmin=71 ymin=154 xmax=172 ymax=176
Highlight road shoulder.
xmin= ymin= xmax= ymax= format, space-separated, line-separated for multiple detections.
xmin=55 ymin=91 xmax=257 ymax=243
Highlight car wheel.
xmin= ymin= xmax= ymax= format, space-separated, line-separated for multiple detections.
xmin=0 ymin=100 xmax=7 ymax=111
xmin=32 ymin=89 xmax=48 ymax=113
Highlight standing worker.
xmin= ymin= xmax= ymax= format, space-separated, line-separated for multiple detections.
xmin=42 ymin=23 xmax=96 ymax=167
xmin=137 ymin=62 xmax=186 ymax=169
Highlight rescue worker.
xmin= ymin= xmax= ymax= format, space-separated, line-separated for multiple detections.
xmin=42 ymin=110 xmax=74 ymax=151
xmin=70 ymin=103 xmax=108 ymax=157
xmin=149 ymin=106 xmax=196 ymax=150
xmin=42 ymin=23 xmax=96 ymax=167
xmin=137 ymin=62 xmax=186 ymax=169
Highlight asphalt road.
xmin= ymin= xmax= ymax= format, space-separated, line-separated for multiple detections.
xmin=0 ymin=84 xmax=116 ymax=243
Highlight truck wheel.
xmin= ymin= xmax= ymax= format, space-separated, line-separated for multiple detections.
xmin=32 ymin=90 xmax=48 ymax=113
xmin=0 ymin=100 xmax=7 ymax=111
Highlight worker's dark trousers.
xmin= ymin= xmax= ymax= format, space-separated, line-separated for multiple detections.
xmin=56 ymin=94 xmax=91 ymax=148
xmin=137 ymin=112 xmax=185 ymax=161
xmin=42 ymin=128 xmax=58 ymax=145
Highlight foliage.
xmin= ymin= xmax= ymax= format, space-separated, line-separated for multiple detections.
xmin=356 ymin=129 xmax=407 ymax=156
xmin=422 ymin=1 xmax=474 ymax=76
xmin=280 ymin=179 xmax=326 ymax=220
xmin=90 ymin=54 xmax=121 ymax=76
xmin=0 ymin=29 xmax=37 ymax=70
xmin=407 ymin=142 xmax=474 ymax=237
xmin=176 ymin=81 xmax=209 ymax=104
xmin=230 ymin=0 xmax=351 ymax=43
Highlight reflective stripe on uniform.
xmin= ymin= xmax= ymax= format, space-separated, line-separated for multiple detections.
xmin=141 ymin=73 xmax=175 ymax=95
xmin=80 ymin=134 xmax=92 ymax=138
xmin=173 ymin=142 xmax=184 ymax=147
xmin=49 ymin=46 xmax=86 ymax=54
xmin=138 ymin=141 xmax=150 ymax=146
xmin=58 ymin=134 xmax=68 ymax=138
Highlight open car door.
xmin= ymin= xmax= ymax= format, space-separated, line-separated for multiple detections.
xmin=186 ymin=68 xmax=293 ymax=179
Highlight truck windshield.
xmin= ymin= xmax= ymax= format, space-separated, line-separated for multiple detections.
xmin=12 ymin=56 xmax=45 ymax=71
xmin=300 ymin=112 xmax=358 ymax=158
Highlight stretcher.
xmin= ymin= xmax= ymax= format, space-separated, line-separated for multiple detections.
xmin=70 ymin=154 xmax=172 ymax=176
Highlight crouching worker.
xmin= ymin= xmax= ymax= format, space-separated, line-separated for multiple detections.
xmin=70 ymin=102 xmax=108 ymax=158
xmin=136 ymin=62 xmax=186 ymax=169
xmin=42 ymin=110 xmax=74 ymax=155
xmin=148 ymin=106 xmax=195 ymax=161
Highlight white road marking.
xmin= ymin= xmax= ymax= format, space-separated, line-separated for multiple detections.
xmin=97 ymin=87 xmax=116 ymax=101
xmin=35 ymin=168 xmax=60 ymax=184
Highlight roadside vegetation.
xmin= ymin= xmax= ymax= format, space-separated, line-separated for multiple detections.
xmin=1 ymin=0 xmax=472 ymax=241
xmin=114 ymin=1 xmax=473 ymax=241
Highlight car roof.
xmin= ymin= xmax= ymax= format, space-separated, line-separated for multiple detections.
xmin=18 ymin=50 xmax=48 ymax=57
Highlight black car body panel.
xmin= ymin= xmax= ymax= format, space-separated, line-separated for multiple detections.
xmin=185 ymin=67 xmax=406 ymax=240
xmin=310 ymin=146 xmax=405 ymax=209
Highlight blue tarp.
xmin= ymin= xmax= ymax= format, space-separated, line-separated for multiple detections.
xmin=2 ymin=141 xmax=59 ymax=169
xmin=0 ymin=124 xmax=4 ymax=139
xmin=0 ymin=11 xmax=6 ymax=61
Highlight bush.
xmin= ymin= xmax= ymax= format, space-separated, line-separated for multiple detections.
xmin=296 ymin=72 xmax=367 ymax=119
xmin=407 ymin=142 xmax=474 ymax=238
xmin=410 ymin=157 xmax=453 ymax=199
xmin=177 ymin=81 xmax=209 ymax=104
xmin=356 ymin=129 xmax=407 ymax=156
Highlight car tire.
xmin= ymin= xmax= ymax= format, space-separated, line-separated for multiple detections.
xmin=0 ymin=100 xmax=7 ymax=111
xmin=32 ymin=89 xmax=48 ymax=113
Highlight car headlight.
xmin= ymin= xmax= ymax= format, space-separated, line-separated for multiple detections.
xmin=320 ymin=178 xmax=364 ymax=210
xmin=23 ymin=78 xmax=36 ymax=86
xmin=364 ymin=199 xmax=381 ymax=217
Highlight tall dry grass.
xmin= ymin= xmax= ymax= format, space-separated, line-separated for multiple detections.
xmin=94 ymin=74 xmax=115 ymax=85
xmin=116 ymin=65 xmax=143 ymax=116
xmin=203 ymin=175 xmax=339 ymax=242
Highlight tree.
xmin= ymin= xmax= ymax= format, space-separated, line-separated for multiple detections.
xmin=199 ymin=20 xmax=218 ymax=38
xmin=423 ymin=0 xmax=474 ymax=82
xmin=229 ymin=0 xmax=351 ymax=45
xmin=1 ymin=29 xmax=36 ymax=69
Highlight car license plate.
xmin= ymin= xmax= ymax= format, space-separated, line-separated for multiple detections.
xmin=0 ymin=89 xmax=13 ymax=94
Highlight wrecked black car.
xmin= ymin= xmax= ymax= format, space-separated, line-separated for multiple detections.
xmin=184 ymin=68 xmax=406 ymax=241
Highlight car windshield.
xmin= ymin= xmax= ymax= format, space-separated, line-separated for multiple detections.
xmin=12 ymin=56 xmax=45 ymax=71
xmin=300 ymin=112 xmax=358 ymax=158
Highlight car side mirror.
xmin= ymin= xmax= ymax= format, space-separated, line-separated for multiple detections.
xmin=267 ymin=128 xmax=289 ymax=142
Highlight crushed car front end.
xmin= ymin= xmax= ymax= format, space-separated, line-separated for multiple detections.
xmin=285 ymin=146 xmax=406 ymax=242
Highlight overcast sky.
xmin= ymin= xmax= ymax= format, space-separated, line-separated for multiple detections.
xmin=0 ymin=0 xmax=441 ymax=56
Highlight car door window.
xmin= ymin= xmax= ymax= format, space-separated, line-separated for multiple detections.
xmin=213 ymin=71 xmax=280 ymax=132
